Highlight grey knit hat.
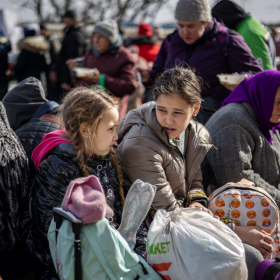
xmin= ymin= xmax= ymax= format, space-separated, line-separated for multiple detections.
xmin=175 ymin=0 xmax=212 ymax=22
xmin=92 ymin=20 xmax=119 ymax=44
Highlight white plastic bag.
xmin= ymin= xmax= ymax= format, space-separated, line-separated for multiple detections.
xmin=147 ymin=207 xmax=248 ymax=280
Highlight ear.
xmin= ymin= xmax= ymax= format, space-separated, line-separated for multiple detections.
xmin=79 ymin=122 xmax=89 ymax=139
xmin=192 ymin=101 xmax=201 ymax=116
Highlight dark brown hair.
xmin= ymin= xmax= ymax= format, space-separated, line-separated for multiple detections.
xmin=61 ymin=86 xmax=125 ymax=206
xmin=153 ymin=66 xmax=203 ymax=106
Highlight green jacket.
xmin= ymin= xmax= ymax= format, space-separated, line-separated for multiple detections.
xmin=235 ymin=17 xmax=274 ymax=70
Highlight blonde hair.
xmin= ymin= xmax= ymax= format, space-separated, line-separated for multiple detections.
xmin=62 ymin=86 xmax=125 ymax=206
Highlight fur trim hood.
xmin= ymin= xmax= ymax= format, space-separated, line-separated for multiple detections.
xmin=18 ymin=36 xmax=49 ymax=54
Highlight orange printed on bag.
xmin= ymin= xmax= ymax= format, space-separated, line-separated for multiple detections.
xmin=264 ymin=229 xmax=271 ymax=234
xmin=247 ymin=221 xmax=256 ymax=226
xmin=275 ymin=236 xmax=280 ymax=244
xmin=247 ymin=210 xmax=256 ymax=219
xmin=231 ymin=193 xmax=240 ymax=198
xmin=215 ymin=209 xmax=225 ymax=217
xmin=231 ymin=199 xmax=240 ymax=208
xmin=245 ymin=201 xmax=255 ymax=209
xmin=275 ymin=227 xmax=279 ymax=234
xmin=231 ymin=210 xmax=240 ymax=218
xmin=215 ymin=197 xmax=225 ymax=207
xmin=262 ymin=219 xmax=271 ymax=228
xmin=262 ymin=209 xmax=271 ymax=218
xmin=261 ymin=198 xmax=270 ymax=207
xmin=234 ymin=220 xmax=241 ymax=226
xmin=209 ymin=202 xmax=213 ymax=208
xmin=276 ymin=245 xmax=280 ymax=253
xmin=242 ymin=193 xmax=253 ymax=199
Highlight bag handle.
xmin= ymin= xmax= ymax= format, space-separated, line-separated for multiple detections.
xmin=53 ymin=207 xmax=82 ymax=280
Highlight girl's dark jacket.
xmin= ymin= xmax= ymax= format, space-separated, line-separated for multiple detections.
xmin=25 ymin=143 xmax=147 ymax=280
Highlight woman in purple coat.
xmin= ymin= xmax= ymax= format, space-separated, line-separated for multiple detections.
xmin=138 ymin=0 xmax=262 ymax=124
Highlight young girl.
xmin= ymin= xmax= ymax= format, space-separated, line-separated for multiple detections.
xmin=26 ymin=86 xmax=125 ymax=279
xmin=118 ymin=66 xmax=213 ymax=223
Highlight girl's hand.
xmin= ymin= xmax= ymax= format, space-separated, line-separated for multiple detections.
xmin=234 ymin=226 xmax=273 ymax=258
xmin=188 ymin=202 xmax=214 ymax=217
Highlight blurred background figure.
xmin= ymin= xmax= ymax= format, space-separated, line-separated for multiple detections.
xmin=39 ymin=24 xmax=61 ymax=69
xmin=15 ymin=28 xmax=49 ymax=86
xmin=137 ymin=0 xmax=262 ymax=125
xmin=67 ymin=20 xmax=137 ymax=119
xmin=51 ymin=10 xmax=88 ymax=99
xmin=152 ymin=25 xmax=165 ymax=44
xmin=125 ymin=22 xmax=161 ymax=65
xmin=212 ymin=0 xmax=277 ymax=70
xmin=127 ymin=45 xmax=147 ymax=112
xmin=0 ymin=30 xmax=11 ymax=101
xmin=2 ymin=77 xmax=63 ymax=177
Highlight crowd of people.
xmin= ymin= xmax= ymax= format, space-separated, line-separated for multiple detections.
xmin=0 ymin=0 xmax=280 ymax=279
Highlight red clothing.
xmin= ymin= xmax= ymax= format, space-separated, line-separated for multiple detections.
xmin=138 ymin=44 xmax=160 ymax=63
xmin=80 ymin=46 xmax=137 ymax=98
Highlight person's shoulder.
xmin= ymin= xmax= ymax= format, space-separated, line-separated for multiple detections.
xmin=189 ymin=120 xmax=212 ymax=144
xmin=206 ymin=103 xmax=252 ymax=131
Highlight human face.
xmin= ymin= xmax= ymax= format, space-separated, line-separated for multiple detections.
xmin=177 ymin=20 xmax=208 ymax=45
xmin=81 ymin=108 xmax=119 ymax=156
xmin=155 ymin=93 xmax=200 ymax=140
xmin=63 ymin=17 xmax=76 ymax=28
xmin=270 ymin=86 xmax=280 ymax=124
xmin=92 ymin=33 xmax=111 ymax=53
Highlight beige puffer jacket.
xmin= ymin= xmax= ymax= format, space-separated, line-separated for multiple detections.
xmin=117 ymin=102 xmax=215 ymax=214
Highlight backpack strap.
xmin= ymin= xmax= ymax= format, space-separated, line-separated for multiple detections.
xmin=53 ymin=208 xmax=82 ymax=280
xmin=216 ymin=26 xmax=229 ymax=57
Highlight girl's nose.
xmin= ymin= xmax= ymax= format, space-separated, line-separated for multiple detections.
xmin=165 ymin=115 xmax=174 ymax=125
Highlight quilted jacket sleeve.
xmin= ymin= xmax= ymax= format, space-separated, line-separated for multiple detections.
xmin=27 ymin=153 xmax=80 ymax=280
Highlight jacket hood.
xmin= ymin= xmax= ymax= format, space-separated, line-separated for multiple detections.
xmin=118 ymin=102 xmax=171 ymax=147
xmin=32 ymin=130 xmax=69 ymax=170
xmin=18 ymin=35 xmax=49 ymax=54
xmin=3 ymin=77 xmax=48 ymax=131
xmin=212 ymin=0 xmax=250 ymax=29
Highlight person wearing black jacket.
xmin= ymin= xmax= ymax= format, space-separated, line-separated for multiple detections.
xmin=52 ymin=10 xmax=88 ymax=95
xmin=2 ymin=77 xmax=64 ymax=177
xmin=15 ymin=29 xmax=49 ymax=83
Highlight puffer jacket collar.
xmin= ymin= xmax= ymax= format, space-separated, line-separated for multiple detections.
xmin=118 ymin=102 xmax=215 ymax=193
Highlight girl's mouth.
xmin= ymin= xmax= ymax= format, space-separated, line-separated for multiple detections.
xmin=164 ymin=127 xmax=176 ymax=133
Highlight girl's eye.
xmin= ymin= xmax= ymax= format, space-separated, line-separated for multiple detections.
xmin=158 ymin=109 xmax=166 ymax=112
xmin=175 ymin=112 xmax=182 ymax=114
